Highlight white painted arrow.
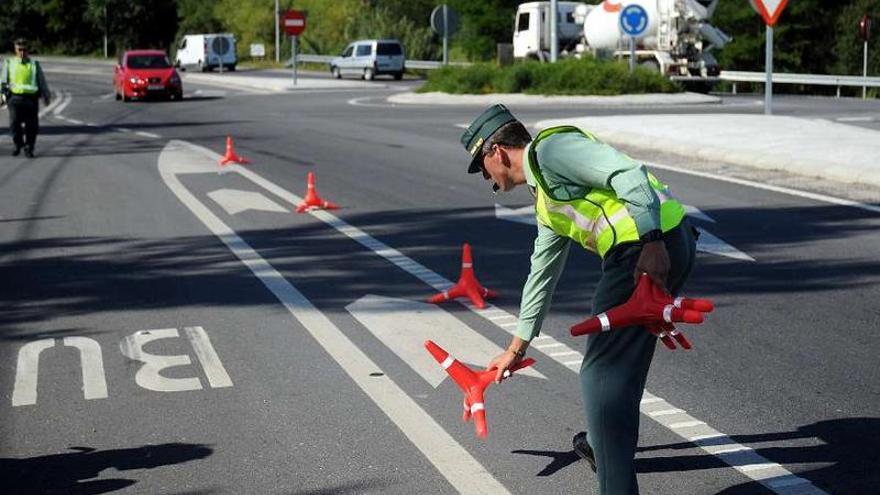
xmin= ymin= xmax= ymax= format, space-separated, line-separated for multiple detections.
xmin=346 ymin=294 xmax=546 ymax=387
xmin=495 ymin=203 xmax=754 ymax=261
xmin=686 ymin=206 xmax=756 ymax=262
xmin=207 ymin=188 xmax=288 ymax=215
xmin=494 ymin=203 xmax=536 ymax=226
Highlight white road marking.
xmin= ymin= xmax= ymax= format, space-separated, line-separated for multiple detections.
xmin=346 ymin=295 xmax=545 ymax=387
xmin=67 ymin=118 xmax=83 ymax=125
xmin=648 ymin=161 xmax=880 ymax=215
xmin=496 ymin=202 xmax=755 ymax=261
xmin=207 ymin=188 xmax=288 ymax=215
xmin=159 ymin=141 xmax=512 ymax=495
xmin=835 ymin=116 xmax=875 ymax=122
xmin=494 ymin=204 xmax=536 ymax=226
xmin=119 ymin=328 xmax=202 ymax=392
xmin=161 ymin=139 xmax=827 ymax=495
xmin=184 ymin=326 xmax=233 ymax=388
xmin=53 ymin=90 xmax=72 ymax=116
xmin=12 ymin=339 xmax=55 ymax=406
xmin=134 ymin=131 xmax=161 ymax=139
xmin=38 ymin=90 xmax=65 ymax=118
xmin=63 ymin=337 xmax=109 ymax=401
xmin=683 ymin=204 xmax=716 ymax=223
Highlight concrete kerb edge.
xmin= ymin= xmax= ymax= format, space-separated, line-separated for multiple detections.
xmin=386 ymin=91 xmax=721 ymax=106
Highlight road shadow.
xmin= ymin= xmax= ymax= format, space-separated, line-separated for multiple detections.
xmin=511 ymin=418 xmax=878 ymax=493
xmin=0 ymin=443 xmax=213 ymax=495
xmin=637 ymin=417 xmax=879 ymax=494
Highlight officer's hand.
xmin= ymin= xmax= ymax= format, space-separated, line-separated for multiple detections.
xmin=43 ymin=97 xmax=50 ymax=106
xmin=635 ymin=240 xmax=670 ymax=292
xmin=487 ymin=350 xmax=521 ymax=384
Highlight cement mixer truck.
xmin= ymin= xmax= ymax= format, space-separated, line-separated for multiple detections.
xmin=513 ymin=0 xmax=731 ymax=78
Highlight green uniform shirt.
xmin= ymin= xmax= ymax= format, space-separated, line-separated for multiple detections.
xmin=515 ymin=131 xmax=661 ymax=342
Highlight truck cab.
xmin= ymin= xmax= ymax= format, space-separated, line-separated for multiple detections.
xmin=513 ymin=1 xmax=588 ymax=60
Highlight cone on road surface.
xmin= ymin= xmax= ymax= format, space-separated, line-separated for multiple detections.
xmin=296 ymin=172 xmax=339 ymax=213
xmin=427 ymin=243 xmax=498 ymax=309
xmin=219 ymin=136 xmax=250 ymax=166
xmin=570 ymin=274 xmax=713 ymax=348
xmin=424 ymin=340 xmax=535 ymax=439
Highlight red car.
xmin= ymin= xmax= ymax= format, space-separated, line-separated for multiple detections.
xmin=114 ymin=50 xmax=182 ymax=101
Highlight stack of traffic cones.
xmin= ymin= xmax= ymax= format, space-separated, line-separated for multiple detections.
xmin=424 ymin=340 xmax=535 ymax=439
xmin=428 ymin=243 xmax=498 ymax=309
xmin=296 ymin=172 xmax=339 ymax=213
xmin=219 ymin=136 xmax=250 ymax=166
xmin=570 ymin=274 xmax=714 ymax=350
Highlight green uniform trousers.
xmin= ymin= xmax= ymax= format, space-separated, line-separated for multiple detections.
xmin=580 ymin=221 xmax=697 ymax=495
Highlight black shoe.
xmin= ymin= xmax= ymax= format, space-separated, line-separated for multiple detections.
xmin=24 ymin=147 xmax=34 ymax=158
xmin=11 ymin=146 xmax=21 ymax=156
xmin=573 ymin=432 xmax=597 ymax=473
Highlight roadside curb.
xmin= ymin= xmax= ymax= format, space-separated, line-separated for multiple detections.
xmin=387 ymin=91 xmax=721 ymax=106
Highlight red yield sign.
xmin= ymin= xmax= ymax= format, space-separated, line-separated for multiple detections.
xmin=282 ymin=10 xmax=306 ymax=36
xmin=750 ymin=0 xmax=788 ymax=26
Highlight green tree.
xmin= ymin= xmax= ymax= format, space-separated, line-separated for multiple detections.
xmin=177 ymin=0 xmax=224 ymax=40
xmin=832 ymin=1 xmax=879 ymax=77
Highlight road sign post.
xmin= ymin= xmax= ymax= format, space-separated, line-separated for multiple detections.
xmin=620 ymin=4 xmax=649 ymax=74
xmin=860 ymin=15 xmax=872 ymax=99
xmin=430 ymin=5 xmax=459 ymax=65
xmin=750 ymin=0 xmax=789 ymax=115
xmin=282 ymin=10 xmax=307 ymax=86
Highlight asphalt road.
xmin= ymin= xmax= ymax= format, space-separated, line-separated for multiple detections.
xmin=1 ymin=61 xmax=878 ymax=495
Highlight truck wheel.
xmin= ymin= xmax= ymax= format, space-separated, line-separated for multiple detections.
xmin=363 ymin=67 xmax=375 ymax=81
xmin=393 ymin=71 xmax=403 ymax=81
xmin=228 ymin=64 xmax=236 ymax=72
xmin=331 ymin=66 xmax=341 ymax=79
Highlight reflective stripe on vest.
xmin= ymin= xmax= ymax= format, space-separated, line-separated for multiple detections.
xmin=528 ymin=126 xmax=686 ymax=258
xmin=8 ymin=59 xmax=39 ymax=94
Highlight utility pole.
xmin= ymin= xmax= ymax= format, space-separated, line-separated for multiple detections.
xmin=550 ymin=0 xmax=558 ymax=62
xmin=275 ymin=0 xmax=280 ymax=63
xmin=103 ymin=2 xmax=109 ymax=58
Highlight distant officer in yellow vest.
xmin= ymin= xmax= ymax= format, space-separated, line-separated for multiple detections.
xmin=1 ymin=38 xmax=51 ymax=158
xmin=461 ymin=104 xmax=697 ymax=495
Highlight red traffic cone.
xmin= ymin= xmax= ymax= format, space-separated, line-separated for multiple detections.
xmin=424 ymin=340 xmax=535 ymax=439
xmin=428 ymin=243 xmax=498 ymax=309
xmin=296 ymin=172 xmax=339 ymax=213
xmin=219 ymin=136 xmax=250 ymax=166
xmin=570 ymin=274 xmax=713 ymax=338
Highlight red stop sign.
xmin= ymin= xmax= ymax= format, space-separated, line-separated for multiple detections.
xmin=282 ymin=10 xmax=306 ymax=36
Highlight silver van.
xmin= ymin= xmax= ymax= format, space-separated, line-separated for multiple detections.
xmin=330 ymin=39 xmax=405 ymax=81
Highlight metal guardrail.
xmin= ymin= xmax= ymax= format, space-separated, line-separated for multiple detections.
xmin=720 ymin=70 xmax=880 ymax=88
xmin=718 ymin=70 xmax=880 ymax=97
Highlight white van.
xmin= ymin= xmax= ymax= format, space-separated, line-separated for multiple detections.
xmin=175 ymin=34 xmax=237 ymax=72
xmin=329 ymin=39 xmax=405 ymax=81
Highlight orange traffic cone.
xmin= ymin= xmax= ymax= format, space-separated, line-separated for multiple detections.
xmin=219 ymin=136 xmax=250 ymax=166
xmin=424 ymin=340 xmax=535 ymax=439
xmin=428 ymin=243 xmax=498 ymax=309
xmin=296 ymin=172 xmax=339 ymax=213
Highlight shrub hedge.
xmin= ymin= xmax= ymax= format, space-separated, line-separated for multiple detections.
xmin=418 ymin=57 xmax=682 ymax=95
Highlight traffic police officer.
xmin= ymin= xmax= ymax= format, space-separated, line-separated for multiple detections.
xmin=1 ymin=38 xmax=51 ymax=158
xmin=462 ymin=104 xmax=697 ymax=495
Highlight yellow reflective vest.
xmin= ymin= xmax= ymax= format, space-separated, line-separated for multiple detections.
xmin=6 ymin=58 xmax=39 ymax=95
xmin=529 ymin=126 xmax=686 ymax=258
